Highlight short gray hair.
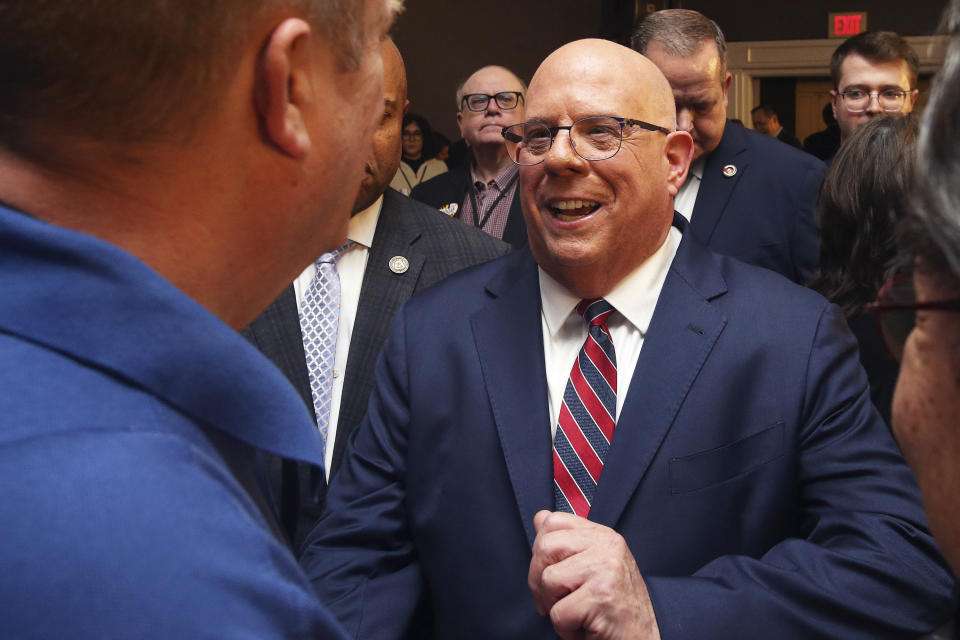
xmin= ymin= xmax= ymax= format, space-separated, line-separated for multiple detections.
xmin=631 ymin=9 xmax=727 ymax=79
xmin=911 ymin=0 xmax=960 ymax=277
xmin=454 ymin=66 xmax=527 ymax=110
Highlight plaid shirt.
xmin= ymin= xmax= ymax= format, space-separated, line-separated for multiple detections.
xmin=460 ymin=162 xmax=519 ymax=240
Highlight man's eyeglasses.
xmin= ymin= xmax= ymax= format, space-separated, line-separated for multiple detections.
xmin=460 ymin=91 xmax=524 ymax=112
xmin=865 ymin=275 xmax=960 ymax=362
xmin=401 ymin=131 xmax=423 ymax=139
xmin=838 ymin=89 xmax=913 ymax=113
xmin=501 ymin=115 xmax=672 ymax=166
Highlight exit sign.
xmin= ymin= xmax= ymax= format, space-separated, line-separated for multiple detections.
xmin=829 ymin=12 xmax=868 ymax=38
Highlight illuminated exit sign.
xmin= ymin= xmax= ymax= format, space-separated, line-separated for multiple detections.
xmin=829 ymin=12 xmax=868 ymax=38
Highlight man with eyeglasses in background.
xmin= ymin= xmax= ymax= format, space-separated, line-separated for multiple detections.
xmin=301 ymin=38 xmax=955 ymax=640
xmin=830 ymin=30 xmax=920 ymax=147
xmin=412 ymin=65 xmax=529 ymax=247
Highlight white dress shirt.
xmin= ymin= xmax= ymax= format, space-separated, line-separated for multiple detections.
xmin=294 ymin=196 xmax=382 ymax=479
xmin=539 ymin=225 xmax=682 ymax=437
xmin=673 ymin=157 xmax=705 ymax=222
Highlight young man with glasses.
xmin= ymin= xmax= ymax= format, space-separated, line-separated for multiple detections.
xmin=411 ymin=65 xmax=529 ymax=247
xmin=829 ymin=30 xmax=920 ymax=145
xmin=302 ymin=38 xmax=955 ymax=639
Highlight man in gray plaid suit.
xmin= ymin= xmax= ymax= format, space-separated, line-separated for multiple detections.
xmin=244 ymin=39 xmax=509 ymax=550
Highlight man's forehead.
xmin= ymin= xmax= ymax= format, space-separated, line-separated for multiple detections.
xmin=648 ymin=41 xmax=722 ymax=83
xmin=839 ymin=54 xmax=910 ymax=88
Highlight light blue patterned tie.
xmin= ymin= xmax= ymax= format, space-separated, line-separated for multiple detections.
xmin=299 ymin=240 xmax=354 ymax=453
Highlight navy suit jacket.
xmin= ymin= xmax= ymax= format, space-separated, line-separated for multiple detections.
xmin=692 ymin=122 xmax=824 ymax=284
xmin=244 ymin=189 xmax=509 ymax=548
xmin=301 ymin=216 xmax=955 ymax=638
xmin=410 ymin=164 xmax=528 ymax=249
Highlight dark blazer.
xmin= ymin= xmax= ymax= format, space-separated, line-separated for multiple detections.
xmin=410 ymin=164 xmax=527 ymax=249
xmin=301 ymin=216 xmax=955 ymax=639
xmin=692 ymin=122 xmax=825 ymax=284
xmin=243 ymin=188 xmax=509 ymax=548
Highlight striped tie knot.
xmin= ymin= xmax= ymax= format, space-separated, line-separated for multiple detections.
xmin=577 ymin=298 xmax=615 ymax=329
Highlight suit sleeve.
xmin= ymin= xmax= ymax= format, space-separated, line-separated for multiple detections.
xmin=300 ymin=308 xmax=423 ymax=640
xmin=644 ymin=304 xmax=957 ymax=639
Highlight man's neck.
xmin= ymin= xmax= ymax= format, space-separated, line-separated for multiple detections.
xmin=0 ymin=142 xmax=280 ymax=330
xmin=472 ymin=144 xmax=512 ymax=183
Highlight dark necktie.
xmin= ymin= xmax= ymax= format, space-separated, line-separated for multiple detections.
xmin=553 ymin=299 xmax=617 ymax=517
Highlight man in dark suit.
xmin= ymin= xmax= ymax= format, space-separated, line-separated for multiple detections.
xmin=750 ymin=104 xmax=802 ymax=149
xmin=244 ymin=39 xmax=508 ymax=549
xmin=633 ymin=10 xmax=824 ymax=284
xmin=411 ymin=65 xmax=529 ymax=248
xmin=300 ymin=39 xmax=955 ymax=639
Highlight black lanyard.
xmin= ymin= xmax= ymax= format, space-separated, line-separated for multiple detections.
xmin=467 ymin=172 xmax=518 ymax=230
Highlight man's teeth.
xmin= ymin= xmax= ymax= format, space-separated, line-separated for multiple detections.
xmin=552 ymin=200 xmax=597 ymax=211
xmin=550 ymin=200 xmax=598 ymax=221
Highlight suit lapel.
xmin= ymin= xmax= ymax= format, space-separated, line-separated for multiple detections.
xmin=691 ymin=122 xmax=749 ymax=246
xmin=471 ymin=252 xmax=553 ymax=546
xmin=241 ymin=286 xmax=313 ymax=412
xmin=331 ymin=192 xmax=426 ymax=476
xmin=589 ymin=228 xmax=728 ymax=528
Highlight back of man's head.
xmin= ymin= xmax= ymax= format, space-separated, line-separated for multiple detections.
xmin=631 ymin=9 xmax=727 ymax=78
xmin=830 ymin=31 xmax=920 ymax=90
xmin=0 ymin=0 xmax=367 ymax=165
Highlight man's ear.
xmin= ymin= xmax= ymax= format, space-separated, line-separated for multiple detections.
xmin=403 ymin=98 xmax=410 ymax=116
xmin=255 ymin=18 xmax=315 ymax=159
xmin=664 ymin=130 xmax=694 ymax=196
xmin=829 ymin=89 xmax=840 ymax=124
xmin=722 ymin=71 xmax=732 ymax=107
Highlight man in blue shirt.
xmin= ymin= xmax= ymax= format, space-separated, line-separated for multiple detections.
xmin=0 ymin=0 xmax=400 ymax=636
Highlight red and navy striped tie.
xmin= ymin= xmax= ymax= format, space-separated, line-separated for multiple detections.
xmin=553 ymin=298 xmax=617 ymax=517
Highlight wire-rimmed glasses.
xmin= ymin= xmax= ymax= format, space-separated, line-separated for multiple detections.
xmin=838 ymin=89 xmax=913 ymax=113
xmin=501 ymin=115 xmax=672 ymax=166
xmin=865 ymin=275 xmax=960 ymax=362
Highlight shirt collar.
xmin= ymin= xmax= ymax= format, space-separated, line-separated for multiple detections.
xmin=470 ymin=161 xmax=519 ymax=190
xmin=539 ymin=224 xmax=683 ymax=337
xmin=346 ymin=194 xmax=383 ymax=250
xmin=689 ymin=156 xmax=705 ymax=181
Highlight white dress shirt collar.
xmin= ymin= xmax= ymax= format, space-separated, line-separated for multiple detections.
xmin=539 ymin=223 xmax=682 ymax=337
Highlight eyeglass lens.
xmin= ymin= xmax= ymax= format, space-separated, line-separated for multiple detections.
xmin=504 ymin=116 xmax=624 ymax=165
xmin=841 ymin=90 xmax=907 ymax=113
xmin=465 ymin=92 xmax=520 ymax=112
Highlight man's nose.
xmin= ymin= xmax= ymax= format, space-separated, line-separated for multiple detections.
xmin=676 ymin=109 xmax=694 ymax=133
xmin=864 ymin=92 xmax=883 ymax=115
xmin=543 ymin=129 xmax=587 ymax=173
xmin=485 ymin=98 xmax=502 ymax=116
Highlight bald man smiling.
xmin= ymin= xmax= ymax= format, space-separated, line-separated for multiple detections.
xmin=301 ymin=39 xmax=955 ymax=639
